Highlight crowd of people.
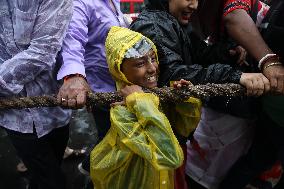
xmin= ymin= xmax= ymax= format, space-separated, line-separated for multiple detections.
xmin=0 ymin=0 xmax=283 ymax=189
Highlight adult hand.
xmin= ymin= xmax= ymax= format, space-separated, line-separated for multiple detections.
xmin=111 ymin=85 xmax=143 ymax=107
xmin=229 ymin=46 xmax=248 ymax=66
xmin=262 ymin=63 xmax=284 ymax=94
xmin=173 ymin=79 xmax=193 ymax=89
xmin=240 ymin=73 xmax=270 ymax=96
xmin=57 ymin=76 xmax=91 ymax=109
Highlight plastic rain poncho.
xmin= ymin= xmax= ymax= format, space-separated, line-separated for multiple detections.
xmin=165 ymin=97 xmax=202 ymax=139
xmin=90 ymin=26 xmax=184 ymax=189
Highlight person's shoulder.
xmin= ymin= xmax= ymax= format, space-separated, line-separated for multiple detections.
xmin=132 ymin=9 xmax=180 ymax=32
xmin=73 ymin=0 xmax=95 ymax=8
xmin=72 ymin=0 xmax=99 ymax=18
xmin=137 ymin=9 xmax=177 ymax=23
xmin=130 ymin=9 xmax=182 ymax=40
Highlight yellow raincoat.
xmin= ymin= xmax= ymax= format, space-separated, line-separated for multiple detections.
xmin=165 ymin=83 xmax=201 ymax=138
xmin=90 ymin=26 xmax=200 ymax=189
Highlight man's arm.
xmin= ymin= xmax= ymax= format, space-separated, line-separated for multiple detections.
xmin=57 ymin=0 xmax=92 ymax=80
xmin=57 ymin=0 xmax=92 ymax=108
xmin=224 ymin=9 xmax=284 ymax=94
xmin=224 ymin=9 xmax=272 ymax=61
xmin=0 ymin=0 xmax=72 ymax=96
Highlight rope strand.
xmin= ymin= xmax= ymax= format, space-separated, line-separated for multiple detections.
xmin=0 ymin=83 xmax=245 ymax=109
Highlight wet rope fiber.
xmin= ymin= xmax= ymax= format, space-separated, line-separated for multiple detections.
xmin=0 ymin=83 xmax=245 ymax=109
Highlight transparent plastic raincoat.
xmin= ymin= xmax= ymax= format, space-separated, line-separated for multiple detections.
xmin=90 ymin=26 xmax=200 ymax=189
xmin=166 ymin=82 xmax=202 ymax=140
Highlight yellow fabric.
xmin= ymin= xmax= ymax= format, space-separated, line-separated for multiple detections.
xmin=165 ymin=82 xmax=202 ymax=137
xmin=165 ymin=97 xmax=202 ymax=137
xmin=163 ymin=81 xmax=202 ymax=137
xmin=105 ymin=26 xmax=158 ymax=89
xmin=90 ymin=93 xmax=183 ymax=189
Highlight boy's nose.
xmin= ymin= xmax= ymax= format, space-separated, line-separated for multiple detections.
xmin=147 ymin=62 xmax=157 ymax=73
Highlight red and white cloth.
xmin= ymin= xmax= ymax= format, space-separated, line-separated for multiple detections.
xmin=223 ymin=0 xmax=270 ymax=26
xmin=185 ymin=107 xmax=254 ymax=189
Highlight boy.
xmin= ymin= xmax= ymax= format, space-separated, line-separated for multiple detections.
xmin=90 ymin=26 xmax=199 ymax=189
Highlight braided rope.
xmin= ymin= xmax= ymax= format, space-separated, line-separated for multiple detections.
xmin=0 ymin=83 xmax=245 ymax=109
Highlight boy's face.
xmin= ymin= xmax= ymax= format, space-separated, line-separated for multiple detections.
xmin=121 ymin=50 xmax=158 ymax=88
xmin=169 ymin=0 xmax=198 ymax=25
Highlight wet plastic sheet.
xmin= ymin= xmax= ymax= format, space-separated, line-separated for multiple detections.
xmin=165 ymin=97 xmax=202 ymax=138
xmin=90 ymin=93 xmax=183 ymax=189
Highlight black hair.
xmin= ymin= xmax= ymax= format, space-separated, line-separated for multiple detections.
xmin=146 ymin=0 xmax=169 ymax=11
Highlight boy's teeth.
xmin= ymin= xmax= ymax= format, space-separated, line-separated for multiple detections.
xmin=147 ymin=76 xmax=156 ymax=81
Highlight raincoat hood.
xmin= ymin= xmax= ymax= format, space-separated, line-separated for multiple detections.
xmin=105 ymin=26 xmax=158 ymax=90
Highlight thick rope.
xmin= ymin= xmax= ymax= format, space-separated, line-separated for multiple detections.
xmin=0 ymin=83 xmax=245 ymax=109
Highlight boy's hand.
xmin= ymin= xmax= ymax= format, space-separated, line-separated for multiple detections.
xmin=119 ymin=85 xmax=143 ymax=98
xmin=240 ymin=73 xmax=270 ymax=96
xmin=111 ymin=85 xmax=143 ymax=107
xmin=173 ymin=79 xmax=193 ymax=89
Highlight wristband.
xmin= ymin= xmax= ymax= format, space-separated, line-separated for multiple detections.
xmin=63 ymin=73 xmax=86 ymax=82
xmin=258 ymin=54 xmax=279 ymax=70
xmin=262 ymin=62 xmax=282 ymax=70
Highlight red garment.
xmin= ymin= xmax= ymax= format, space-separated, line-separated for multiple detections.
xmin=259 ymin=161 xmax=283 ymax=187
xmin=222 ymin=0 xmax=270 ymax=30
xmin=223 ymin=0 xmax=269 ymax=17
xmin=210 ymin=0 xmax=256 ymax=41
xmin=174 ymin=144 xmax=188 ymax=189
xmin=223 ymin=0 xmax=253 ymax=16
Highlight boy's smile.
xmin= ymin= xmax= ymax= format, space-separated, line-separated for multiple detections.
xmin=121 ymin=50 xmax=158 ymax=88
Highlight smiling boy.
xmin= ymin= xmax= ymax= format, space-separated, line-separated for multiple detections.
xmin=121 ymin=50 xmax=158 ymax=89
xmin=90 ymin=26 xmax=188 ymax=189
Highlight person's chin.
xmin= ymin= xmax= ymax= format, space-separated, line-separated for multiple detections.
xmin=179 ymin=19 xmax=189 ymax=26
xmin=144 ymin=82 xmax=157 ymax=89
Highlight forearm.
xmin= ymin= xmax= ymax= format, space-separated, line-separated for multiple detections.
xmin=57 ymin=0 xmax=91 ymax=80
xmin=224 ymin=9 xmax=272 ymax=61
xmin=158 ymin=63 xmax=242 ymax=87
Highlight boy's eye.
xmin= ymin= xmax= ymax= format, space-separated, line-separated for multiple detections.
xmin=135 ymin=61 xmax=145 ymax=68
